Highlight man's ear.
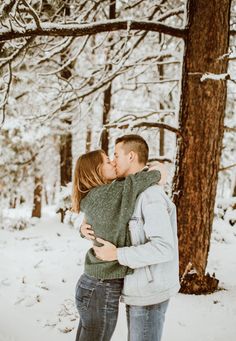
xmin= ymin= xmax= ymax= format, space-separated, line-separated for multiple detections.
xmin=129 ymin=151 xmax=136 ymax=162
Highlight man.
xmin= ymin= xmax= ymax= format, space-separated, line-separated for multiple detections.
xmin=81 ymin=134 xmax=180 ymax=341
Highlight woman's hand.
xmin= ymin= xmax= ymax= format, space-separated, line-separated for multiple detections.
xmin=80 ymin=223 xmax=95 ymax=240
xmin=148 ymin=161 xmax=167 ymax=185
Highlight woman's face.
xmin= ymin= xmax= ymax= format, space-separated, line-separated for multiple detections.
xmin=100 ymin=153 xmax=117 ymax=181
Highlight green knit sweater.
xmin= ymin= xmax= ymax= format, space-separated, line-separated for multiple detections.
xmin=80 ymin=169 xmax=161 ymax=280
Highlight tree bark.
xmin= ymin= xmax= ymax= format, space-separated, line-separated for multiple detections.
xmin=172 ymin=0 xmax=231 ymax=293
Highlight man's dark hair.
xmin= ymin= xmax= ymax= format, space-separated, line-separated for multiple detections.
xmin=115 ymin=134 xmax=149 ymax=164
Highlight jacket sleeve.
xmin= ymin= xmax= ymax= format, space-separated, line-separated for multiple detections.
xmin=117 ymin=189 xmax=175 ymax=269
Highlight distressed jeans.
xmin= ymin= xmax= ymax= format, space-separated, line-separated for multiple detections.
xmin=126 ymin=299 xmax=169 ymax=341
xmin=75 ymin=273 xmax=123 ymax=341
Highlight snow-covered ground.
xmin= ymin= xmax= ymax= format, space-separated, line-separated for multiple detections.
xmin=0 ymin=206 xmax=236 ymax=341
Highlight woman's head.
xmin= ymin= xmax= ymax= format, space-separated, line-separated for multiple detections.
xmin=72 ymin=150 xmax=116 ymax=212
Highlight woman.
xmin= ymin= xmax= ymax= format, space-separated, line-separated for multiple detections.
xmin=72 ymin=149 xmax=161 ymax=341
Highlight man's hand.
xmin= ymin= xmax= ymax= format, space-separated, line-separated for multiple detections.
xmin=93 ymin=238 xmax=117 ymax=261
xmin=80 ymin=223 xmax=95 ymax=240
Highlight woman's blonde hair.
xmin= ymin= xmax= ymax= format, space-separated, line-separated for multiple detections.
xmin=72 ymin=150 xmax=107 ymax=213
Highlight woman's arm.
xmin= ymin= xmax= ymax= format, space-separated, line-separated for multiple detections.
xmin=148 ymin=161 xmax=167 ymax=186
xmin=118 ymin=169 xmax=161 ymax=224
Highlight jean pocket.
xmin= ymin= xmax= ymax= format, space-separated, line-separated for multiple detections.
xmin=75 ymin=281 xmax=95 ymax=312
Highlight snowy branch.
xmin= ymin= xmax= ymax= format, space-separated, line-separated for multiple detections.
xmin=0 ymin=19 xmax=187 ymax=42
xmin=200 ymin=72 xmax=230 ymax=82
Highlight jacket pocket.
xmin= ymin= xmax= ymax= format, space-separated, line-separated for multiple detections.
xmin=145 ymin=266 xmax=153 ymax=283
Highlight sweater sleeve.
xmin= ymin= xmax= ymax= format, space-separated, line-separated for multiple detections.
xmin=117 ymin=170 xmax=161 ymax=224
xmin=80 ymin=170 xmax=161 ymax=245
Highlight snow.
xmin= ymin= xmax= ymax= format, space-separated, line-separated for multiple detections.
xmin=0 ymin=207 xmax=236 ymax=341
xmin=200 ymin=72 xmax=229 ymax=82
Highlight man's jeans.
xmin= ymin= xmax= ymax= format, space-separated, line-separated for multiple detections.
xmin=126 ymin=300 xmax=169 ymax=341
xmin=75 ymin=273 xmax=123 ymax=341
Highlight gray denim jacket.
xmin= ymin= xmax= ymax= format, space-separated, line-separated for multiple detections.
xmin=117 ymin=185 xmax=180 ymax=306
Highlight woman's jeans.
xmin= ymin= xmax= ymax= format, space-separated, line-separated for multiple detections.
xmin=75 ymin=273 xmax=123 ymax=341
xmin=126 ymin=299 xmax=169 ymax=341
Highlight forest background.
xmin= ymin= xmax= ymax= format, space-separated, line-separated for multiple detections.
xmin=0 ymin=1 xmax=236 ymax=340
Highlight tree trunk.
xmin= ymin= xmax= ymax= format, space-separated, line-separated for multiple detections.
xmin=159 ymin=117 xmax=165 ymax=156
xmin=86 ymin=127 xmax=92 ymax=152
xmin=60 ymin=133 xmax=72 ymax=186
xmin=101 ymin=0 xmax=116 ymax=154
xmin=60 ymin=4 xmax=73 ymax=188
xmin=157 ymin=54 xmax=165 ymax=156
xmin=172 ymin=0 xmax=231 ymax=293
xmin=32 ymin=176 xmax=42 ymax=218
xmin=233 ymin=179 xmax=236 ymax=197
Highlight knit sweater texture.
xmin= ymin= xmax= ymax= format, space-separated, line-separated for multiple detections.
xmin=80 ymin=169 xmax=161 ymax=279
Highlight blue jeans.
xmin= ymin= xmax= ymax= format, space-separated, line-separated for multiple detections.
xmin=126 ymin=300 xmax=169 ymax=341
xmin=75 ymin=273 xmax=123 ymax=341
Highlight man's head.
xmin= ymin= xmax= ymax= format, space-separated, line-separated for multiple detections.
xmin=114 ymin=134 xmax=149 ymax=177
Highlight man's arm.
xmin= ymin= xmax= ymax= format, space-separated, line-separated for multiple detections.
xmin=80 ymin=217 xmax=95 ymax=240
xmin=93 ymin=189 xmax=175 ymax=268
xmin=118 ymin=191 xmax=175 ymax=268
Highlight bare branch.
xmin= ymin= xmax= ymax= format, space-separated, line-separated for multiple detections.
xmin=110 ymin=110 xmax=175 ymax=124
xmin=157 ymin=7 xmax=184 ymax=22
xmin=33 ymin=37 xmax=74 ymax=66
xmin=127 ymin=79 xmax=179 ymax=85
xmin=0 ymin=0 xmax=18 ymax=21
xmin=105 ymin=121 xmax=182 ymax=138
xmin=0 ymin=63 xmax=12 ymax=126
xmin=148 ymin=157 xmax=172 ymax=163
xmin=219 ymin=163 xmax=236 ymax=171
xmin=224 ymin=126 xmax=236 ymax=133
xmin=14 ymin=153 xmax=38 ymax=166
xmin=0 ymin=36 xmax=34 ymax=68
xmin=21 ymin=0 xmax=41 ymax=29
xmin=38 ymin=35 xmax=90 ymax=76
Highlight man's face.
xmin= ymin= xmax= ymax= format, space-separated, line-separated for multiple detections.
xmin=113 ymin=142 xmax=131 ymax=178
